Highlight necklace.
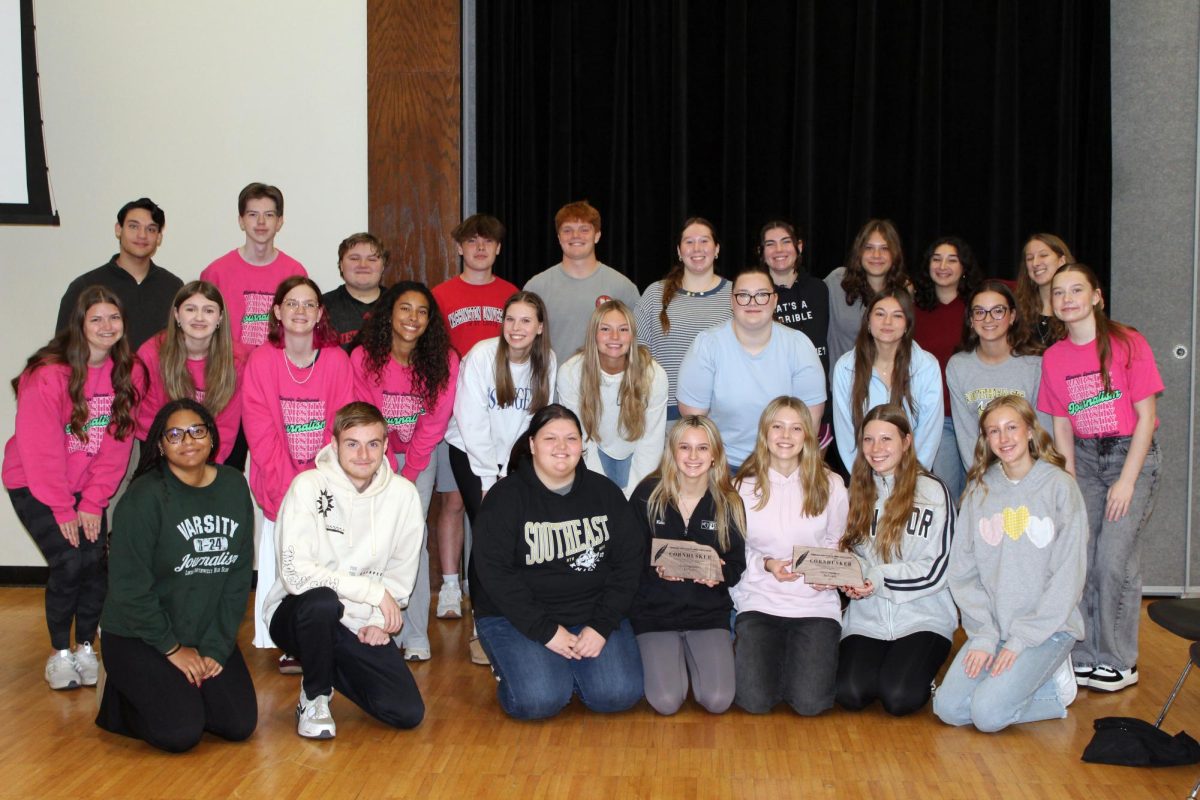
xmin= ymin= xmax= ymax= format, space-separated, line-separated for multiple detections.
xmin=677 ymin=493 xmax=703 ymax=526
xmin=284 ymin=349 xmax=318 ymax=385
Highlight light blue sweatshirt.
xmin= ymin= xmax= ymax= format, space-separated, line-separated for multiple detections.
xmin=831 ymin=341 xmax=944 ymax=470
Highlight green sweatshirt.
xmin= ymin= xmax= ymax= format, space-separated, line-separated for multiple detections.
xmin=101 ymin=465 xmax=254 ymax=664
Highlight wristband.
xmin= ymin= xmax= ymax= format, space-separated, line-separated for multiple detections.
xmin=165 ymin=643 xmax=181 ymax=656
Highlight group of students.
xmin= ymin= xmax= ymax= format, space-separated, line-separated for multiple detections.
xmin=2 ymin=189 xmax=1162 ymax=750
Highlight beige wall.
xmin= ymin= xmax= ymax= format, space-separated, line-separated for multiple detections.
xmin=0 ymin=1 xmax=368 ymax=566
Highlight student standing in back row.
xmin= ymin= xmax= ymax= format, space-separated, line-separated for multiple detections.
xmin=201 ymin=182 xmax=308 ymax=349
xmin=524 ymin=200 xmax=641 ymax=358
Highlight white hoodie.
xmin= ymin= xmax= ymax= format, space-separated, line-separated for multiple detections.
xmin=261 ymin=442 xmax=424 ymax=633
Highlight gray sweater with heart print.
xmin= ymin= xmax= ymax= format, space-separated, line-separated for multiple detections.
xmin=948 ymin=458 xmax=1087 ymax=655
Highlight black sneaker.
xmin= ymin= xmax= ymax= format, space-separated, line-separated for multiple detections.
xmin=1088 ymin=664 xmax=1138 ymax=692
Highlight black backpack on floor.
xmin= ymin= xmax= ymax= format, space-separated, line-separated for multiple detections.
xmin=1082 ymin=716 xmax=1200 ymax=767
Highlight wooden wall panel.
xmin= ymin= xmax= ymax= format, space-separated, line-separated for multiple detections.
xmin=368 ymin=0 xmax=461 ymax=287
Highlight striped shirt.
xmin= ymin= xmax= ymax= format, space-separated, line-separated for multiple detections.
xmin=634 ymin=278 xmax=731 ymax=407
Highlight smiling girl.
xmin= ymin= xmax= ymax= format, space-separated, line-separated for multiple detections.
xmin=4 ymin=287 xmax=143 ymax=689
xmin=933 ymin=396 xmax=1086 ymax=731
xmin=825 ymin=219 xmax=910 ymax=370
xmin=354 ymin=281 xmax=459 ymax=660
xmin=1015 ymin=234 xmax=1074 ymax=349
xmin=1038 ymin=263 xmax=1163 ymax=692
xmin=557 ymin=300 xmax=666 ymax=497
xmin=136 ymin=281 xmax=245 ymax=464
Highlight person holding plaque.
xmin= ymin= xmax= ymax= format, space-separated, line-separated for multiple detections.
xmin=471 ymin=404 xmax=645 ymax=720
xmin=835 ymin=404 xmax=957 ymax=716
xmin=629 ymin=416 xmax=746 ymax=715
xmin=730 ymin=397 xmax=849 ymax=716
xmin=933 ymin=396 xmax=1086 ymax=731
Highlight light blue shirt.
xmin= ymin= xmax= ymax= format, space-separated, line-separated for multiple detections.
xmin=676 ymin=321 xmax=825 ymax=467
xmin=831 ymin=341 xmax=944 ymax=470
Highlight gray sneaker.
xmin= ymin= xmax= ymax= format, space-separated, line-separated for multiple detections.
xmin=436 ymin=584 xmax=463 ymax=619
xmin=74 ymin=642 xmax=99 ymax=687
xmin=45 ymin=651 xmax=81 ymax=690
xmin=296 ymin=692 xmax=336 ymax=739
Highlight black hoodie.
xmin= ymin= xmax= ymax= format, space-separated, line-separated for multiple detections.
xmin=628 ymin=478 xmax=746 ymax=634
xmin=471 ymin=459 xmax=644 ymax=644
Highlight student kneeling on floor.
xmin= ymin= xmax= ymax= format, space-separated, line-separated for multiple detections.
xmin=261 ymin=401 xmax=425 ymax=738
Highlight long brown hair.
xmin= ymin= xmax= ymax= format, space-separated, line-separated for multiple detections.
xmin=964 ymin=395 xmax=1066 ymax=499
xmin=733 ymin=396 xmax=831 ymax=517
xmin=577 ymin=300 xmax=655 ymax=442
xmin=1050 ymin=263 xmax=1139 ymax=394
xmin=842 ymin=404 xmax=923 ymax=563
xmin=13 ymin=285 xmax=141 ymax=441
xmin=659 ymin=217 xmax=719 ymax=334
xmin=840 ymin=218 xmax=908 ymax=305
xmin=646 ymin=416 xmax=745 ymax=552
xmin=850 ymin=288 xmax=917 ymax=436
xmin=493 ymin=291 xmax=552 ymax=409
xmin=1015 ymin=233 xmax=1073 ymax=350
xmin=158 ymin=281 xmax=237 ymax=416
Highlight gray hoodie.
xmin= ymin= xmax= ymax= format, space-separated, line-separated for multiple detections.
xmin=842 ymin=473 xmax=958 ymax=641
xmin=949 ymin=458 xmax=1087 ymax=655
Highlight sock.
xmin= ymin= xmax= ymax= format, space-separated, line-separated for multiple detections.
xmin=443 ymin=574 xmax=460 ymax=590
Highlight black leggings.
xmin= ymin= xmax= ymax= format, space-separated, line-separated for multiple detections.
xmin=835 ymin=632 xmax=951 ymax=716
xmin=96 ymin=632 xmax=256 ymax=753
xmin=446 ymin=444 xmax=487 ymax=524
xmin=8 ymin=488 xmax=107 ymax=650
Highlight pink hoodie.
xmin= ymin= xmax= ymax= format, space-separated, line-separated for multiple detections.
xmin=242 ymin=344 xmax=354 ymax=520
xmin=731 ymin=470 xmax=849 ymax=621
xmin=350 ymin=346 xmax=460 ymax=481
xmin=2 ymin=361 xmax=138 ymax=523
xmin=199 ymin=249 xmax=306 ymax=347
xmin=135 ymin=334 xmax=249 ymax=462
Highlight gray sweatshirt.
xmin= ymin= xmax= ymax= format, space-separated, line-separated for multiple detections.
xmin=949 ymin=459 xmax=1087 ymax=655
xmin=945 ymin=350 xmax=1050 ymax=468
xmin=842 ymin=473 xmax=959 ymax=641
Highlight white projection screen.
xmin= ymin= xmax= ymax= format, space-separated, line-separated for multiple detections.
xmin=1 ymin=0 xmax=56 ymax=224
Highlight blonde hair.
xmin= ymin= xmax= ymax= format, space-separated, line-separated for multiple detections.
xmin=577 ymin=300 xmax=655 ymax=443
xmin=646 ymin=416 xmax=745 ymax=552
xmin=733 ymin=396 xmax=831 ymax=517
xmin=841 ymin=404 xmax=924 ymax=563
xmin=964 ymin=395 xmax=1066 ymax=499
xmin=159 ymin=281 xmax=237 ymax=416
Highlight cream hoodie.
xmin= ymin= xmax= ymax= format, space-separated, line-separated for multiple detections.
xmin=261 ymin=442 xmax=424 ymax=633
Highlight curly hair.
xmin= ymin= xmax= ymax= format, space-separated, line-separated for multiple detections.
xmin=357 ymin=282 xmax=453 ymax=408
xmin=912 ymin=236 xmax=983 ymax=311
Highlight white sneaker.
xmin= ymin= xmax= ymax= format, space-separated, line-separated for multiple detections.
xmin=74 ymin=642 xmax=99 ymax=687
xmin=436 ymin=584 xmax=463 ymax=619
xmin=1052 ymin=655 xmax=1077 ymax=708
xmin=403 ymin=641 xmax=432 ymax=661
xmin=45 ymin=651 xmax=82 ymax=690
xmin=296 ymin=692 xmax=336 ymax=739
xmin=1088 ymin=664 xmax=1139 ymax=692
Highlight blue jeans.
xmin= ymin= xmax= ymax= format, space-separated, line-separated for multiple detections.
xmin=596 ymin=450 xmax=632 ymax=488
xmin=475 ymin=616 xmax=644 ymax=720
xmin=1072 ymin=435 xmax=1161 ymax=671
xmin=932 ymin=631 xmax=1074 ymax=732
xmin=931 ymin=416 xmax=964 ymax=503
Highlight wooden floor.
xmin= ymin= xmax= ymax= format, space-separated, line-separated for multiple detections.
xmin=3 ymin=587 xmax=1198 ymax=800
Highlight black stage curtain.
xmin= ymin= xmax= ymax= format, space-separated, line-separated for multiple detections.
xmin=475 ymin=0 xmax=1110 ymax=292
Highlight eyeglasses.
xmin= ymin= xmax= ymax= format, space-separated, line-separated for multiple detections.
xmin=970 ymin=305 xmax=1012 ymax=321
xmin=163 ymin=424 xmax=210 ymax=444
xmin=283 ymin=300 xmax=319 ymax=311
xmin=733 ymin=291 xmax=775 ymax=306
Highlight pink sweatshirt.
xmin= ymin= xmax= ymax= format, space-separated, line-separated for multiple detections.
xmin=350 ymin=346 xmax=460 ymax=481
xmin=731 ymin=470 xmax=849 ymax=621
xmin=242 ymin=344 xmax=354 ymax=520
xmin=199 ymin=249 xmax=307 ymax=347
xmin=2 ymin=361 xmax=138 ymax=523
xmin=135 ymin=335 xmax=249 ymax=462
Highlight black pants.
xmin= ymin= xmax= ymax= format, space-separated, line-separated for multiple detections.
xmin=224 ymin=423 xmax=249 ymax=471
xmin=446 ymin=444 xmax=486 ymax=524
xmin=8 ymin=488 xmax=107 ymax=650
xmin=269 ymin=587 xmax=424 ymax=729
xmin=835 ymin=631 xmax=952 ymax=716
xmin=95 ymin=632 xmax=256 ymax=753
xmin=734 ymin=611 xmax=841 ymax=716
